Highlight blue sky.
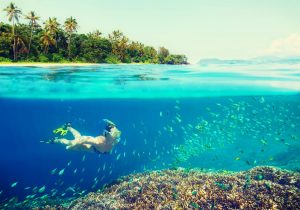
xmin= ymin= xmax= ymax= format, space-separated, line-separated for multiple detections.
xmin=1 ymin=0 xmax=300 ymax=63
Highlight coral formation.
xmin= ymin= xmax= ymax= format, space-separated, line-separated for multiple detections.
xmin=0 ymin=197 xmax=72 ymax=210
xmin=3 ymin=166 xmax=299 ymax=209
xmin=69 ymin=166 xmax=300 ymax=210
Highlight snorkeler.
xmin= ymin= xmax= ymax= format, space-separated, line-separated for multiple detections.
xmin=45 ymin=119 xmax=121 ymax=154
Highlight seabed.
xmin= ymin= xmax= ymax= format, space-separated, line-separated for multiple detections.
xmin=3 ymin=166 xmax=299 ymax=210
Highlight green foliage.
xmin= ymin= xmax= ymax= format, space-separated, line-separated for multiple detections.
xmin=0 ymin=35 xmax=12 ymax=58
xmin=143 ymin=46 xmax=158 ymax=63
xmin=105 ymin=54 xmax=121 ymax=64
xmin=51 ymin=53 xmax=66 ymax=62
xmin=0 ymin=3 xmax=188 ymax=64
xmin=122 ymin=55 xmax=131 ymax=63
xmin=73 ymin=57 xmax=86 ymax=63
xmin=165 ymin=54 xmax=188 ymax=65
xmin=22 ymin=57 xmax=36 ymax=62
xmin=81 ymin=37 xmax=112 ymax=63
xmin=158 ymin=47 xmax=169 ymax=63
xmin=0 ymin=23 xmax=13 ymax=59
xmin=38 ymin=54 xmax=49 ymax=62
xmin=157 ymin=47 xmax=188 ymax=64
xmin=109 ymin=30 xmax=129 ymax=62
xmin=0 ymin=57 xmax=12 ymax=62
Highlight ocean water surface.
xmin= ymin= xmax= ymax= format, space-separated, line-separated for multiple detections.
xmin=0 ymin=64 xmax=299 ymax=207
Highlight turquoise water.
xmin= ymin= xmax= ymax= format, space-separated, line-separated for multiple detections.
xmin=1 ymin=64 xmax=300 ymax=99
xmin=0 ymin=64 xmax=299 ymax=207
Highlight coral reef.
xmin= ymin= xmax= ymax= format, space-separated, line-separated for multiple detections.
xmin=69 ymin=166 xmax=300 ymax=210
xmin=1 ymin=197 xmax=73 ymax=210
xmin=3 ymin=166 xmax=299 ymax=209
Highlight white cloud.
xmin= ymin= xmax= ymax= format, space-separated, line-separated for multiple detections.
xmin=264 ymin=34 xmax=300 ymax=56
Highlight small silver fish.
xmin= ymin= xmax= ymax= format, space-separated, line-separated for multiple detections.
xmin=41 ymin=194 xmax=48 ymax=199
xmin=259 ymin=97 xmax=265 ymax=103
xmin=51 ymin=168 xmax=57 ymax=175
xmin=38 ymin=186 xmax=46 ymax=193
xmin=32 ymin=186 xmax=38 ymax=193
xmin=66 ymin=187 xmax=75 ymax=192
xmin=58 ymin=168 xmax=65 ymax=176
xmin=175 ymin=116 xmax=182 ymax=123
xmin=103 ymin=163 xmax=106 ymax=170
xmin=174 ymin=105 xmax=180 ymax=110
xmin=11 ymin=182 xmax=18 ymax=188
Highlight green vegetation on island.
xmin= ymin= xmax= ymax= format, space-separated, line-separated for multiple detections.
xmin=0 ymin=3 xmax=188 ymax=64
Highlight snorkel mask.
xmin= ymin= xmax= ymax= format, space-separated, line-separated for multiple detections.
xmin=103 ymin=119 xmax=115 ymax=131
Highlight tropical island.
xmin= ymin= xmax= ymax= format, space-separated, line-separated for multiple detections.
xmin=0 ymin=3 xmax=188 ymax=65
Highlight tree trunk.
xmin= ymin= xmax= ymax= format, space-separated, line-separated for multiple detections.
xmin=44 ymin=45 xmax=48 ymax=54
xmin=55 ymin=33 xmax=58 ymax=49
xmin=12 ymin=19 xmax=16 ymax=61
xmin=68 ymin=34 xmax=71 ymax=60
xmin=28 ymin=26 xmax=33 ymax=57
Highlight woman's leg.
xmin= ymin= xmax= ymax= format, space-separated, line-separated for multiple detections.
xmin=54 ymin=138 xmax=73 ymax=145
xmin=66 ymin=143 xmax=92 ymax=151
xmin=68 ymin=127 xmax=81 ymax=139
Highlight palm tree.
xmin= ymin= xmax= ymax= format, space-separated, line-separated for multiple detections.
xmin=92 ymin=30 xmax=102 ymax=38
xmin=15 ymin=34 xmax=27 ymax=57
xmin=44 ymin=17 xmax=59 ymax=47
xmin=25 ymin=11 xmax=40 ymax=56
xmin=64 ymin=17 xmax=78 ymax=59
xmin=40 ymin=31 xmax=56 ymax=54
xmin=109 ymin=30 xmax=129 ymax=61
xmin=4 ymin=3 xmax=22 ymax=61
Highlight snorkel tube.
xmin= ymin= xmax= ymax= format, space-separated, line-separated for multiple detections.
xmin=103 ymin=119 xmax=115 ymax=132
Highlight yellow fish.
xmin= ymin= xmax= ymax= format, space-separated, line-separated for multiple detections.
xmin=235 ymin=157 xmax=241 ymax=161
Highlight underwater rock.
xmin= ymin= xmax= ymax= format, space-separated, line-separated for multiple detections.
xmin=69 ymin=166 xmax=300 ymax=210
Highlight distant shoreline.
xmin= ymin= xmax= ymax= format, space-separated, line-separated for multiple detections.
xmin=0 ymin=62 xmax=153 ymax=67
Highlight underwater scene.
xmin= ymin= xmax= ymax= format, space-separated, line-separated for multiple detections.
xmin=0 ymin=64 xmax=300 ymax=209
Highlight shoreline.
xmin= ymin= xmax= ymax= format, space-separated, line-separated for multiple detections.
xmin=0 ymin=62 xmax=102 ymax=67
xmin=0 ymin=62 xmax=189 ymax=67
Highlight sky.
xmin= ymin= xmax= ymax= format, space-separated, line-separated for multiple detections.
xmin=1 ymin=0 xmax=300 ymax=63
